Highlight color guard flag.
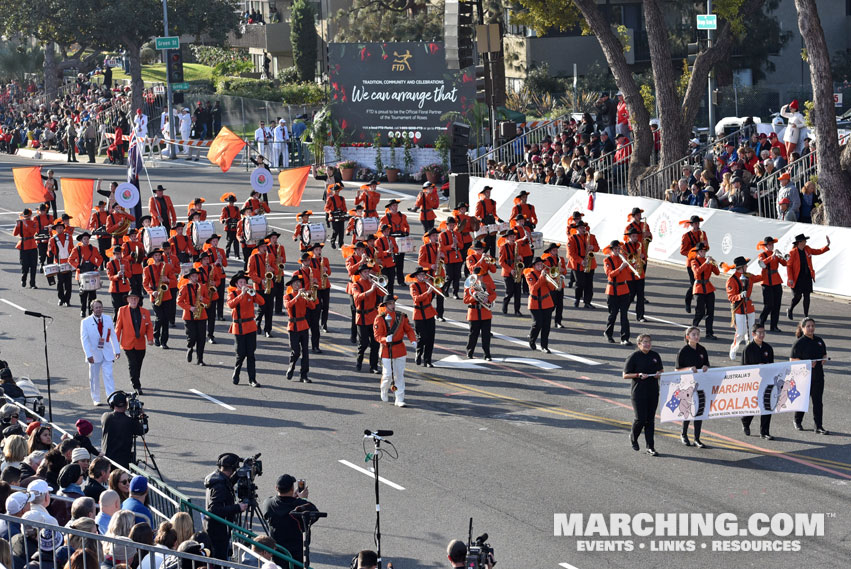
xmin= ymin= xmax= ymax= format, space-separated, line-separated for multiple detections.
xmin=207 ymin=127 xmax=247 ymax=172
xmin=60 ymin=178 xmax=95 ymax=228
xmin=277 ymin=166 xmax=311 ymax=207
xmin=13 ymin=166 xmax=50 ymax=204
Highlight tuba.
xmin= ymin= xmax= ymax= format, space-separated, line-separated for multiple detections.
xmin=464 ymin=274 xmax=492 ymax=309
xmin=153 ymin=283 xmax=168 ymax=306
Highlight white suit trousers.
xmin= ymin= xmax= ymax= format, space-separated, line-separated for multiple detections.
xmin=89 ymin=357 xmax=115 ymax=405
xmin=729 ymin=312 xmax=755 ymax=360
xmin=380 ymin=356 xmax=407 ymax=406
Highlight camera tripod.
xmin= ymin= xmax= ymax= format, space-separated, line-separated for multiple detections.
xmin=132 ymin=433 xmax=164 ymax=481
xmin=238 ymin=493 xmax=270 ymax=535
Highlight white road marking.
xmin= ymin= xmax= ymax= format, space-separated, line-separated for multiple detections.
xmin=559 ymin=563 xmax=581 ymax=569
xmin=0 ymin=298 xmax=26 ymax=312
xmin=189 ymin=389 xmax=236 ymax=411
xmin=338 ymin=459 xmax=405 ymax=490
xmin=589 ymin=301 xmax=687 ymax=329
xmin=435 ymin=354 xmax=561 ymax=370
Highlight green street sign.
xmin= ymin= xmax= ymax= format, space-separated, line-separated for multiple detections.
xmin=696 ymin=14 xmax=717 ymax=30
xmin=172 ymin=82 xmax=189 ymax=91
xmin=155 ymin=36 xmax=179 ymax=50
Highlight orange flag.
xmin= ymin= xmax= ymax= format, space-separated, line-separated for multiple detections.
xmin=60 ymin=178 xmax=94 ymax=228
xmin=277 ymin=166 xmax=311 ymax=207
xmin=13 ymin=166 xmax=50 ymax=204
xmin=207 ymin=126 xmax=247 ymax=172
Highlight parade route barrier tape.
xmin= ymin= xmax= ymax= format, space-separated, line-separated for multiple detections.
xmin=468 ymin=177 xmax=851 ymax=299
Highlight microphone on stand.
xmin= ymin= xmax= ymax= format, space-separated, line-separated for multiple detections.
xmin=24 ymin=311 xmax=52 ymax=319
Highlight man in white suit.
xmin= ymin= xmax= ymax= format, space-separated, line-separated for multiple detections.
xmin=273 ymin=118 xmax=289 ymax=169
xmin=80 ymin=299 xmax=120 ymax=406
xmin=254 ymin=120 xmax=273 ymax=165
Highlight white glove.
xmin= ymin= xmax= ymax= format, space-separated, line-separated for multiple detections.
xmin=411 ymin=341 xmax=417 ymax=349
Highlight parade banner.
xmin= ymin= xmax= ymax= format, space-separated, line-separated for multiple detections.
xmin=13 ymin=166 xmax=50 ymax=204
xmin=658 ymin=361 xmax=811 ymax=423
xmin=207 ymin=127 xmax=246 ymax=172
xmin=328 ymin=42 xmax=475 ymax=145
xmin=278 ymin=166 xmax=311 ymax=207
xmin=59 ymin=178 xmax=95 ymax=228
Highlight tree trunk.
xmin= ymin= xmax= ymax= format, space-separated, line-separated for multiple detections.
xmin=126 ymin=40 xmax=144 ymax=111
xmin=42 ymin=42 xmax=59 ymax=100
xmin=795 ymin=0 xmax=851 ymax=226
xmin=573 ymin=0 xmax=652 ymax=195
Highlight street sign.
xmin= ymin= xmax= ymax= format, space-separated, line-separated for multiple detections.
xmin=172 ymin=82 xmax=189 ymax=91
xmin=834 ymin=93 xmax=843 ymax=107
xmin=153 ymin=85 xmax=165 ymax=95
xmin=155 ymin=36 xmax=179 ymax=50
xmin=696 ymin=14 xmax=717 ymax=30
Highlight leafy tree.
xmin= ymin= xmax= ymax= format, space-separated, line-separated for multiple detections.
xmin=0 ymin=43 xmax=44 ymax=83
xmin=291 ymin=0 xmax=318 ymax=82
xmin=333 ymin=0 xmax=445 ymax=42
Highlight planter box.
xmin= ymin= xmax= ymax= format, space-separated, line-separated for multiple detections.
xmin=324 ymin=146 xmax=442 ymax=175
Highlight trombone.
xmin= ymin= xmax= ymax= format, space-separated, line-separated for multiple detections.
xmin=369 ymin=273 xmax=389 ymax=295
xmin=618 ymin=253 xmax=642 ymax=278
xmin=423 ymin=274 xmax=446 ymax=297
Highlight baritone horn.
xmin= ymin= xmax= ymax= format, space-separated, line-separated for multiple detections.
xmin=546 ymin=265 xmax=561 ymax=287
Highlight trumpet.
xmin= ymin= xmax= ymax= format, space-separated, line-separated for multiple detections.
xmin=482 ymin=254 xmax=496 ymax=265
xmin=423 ymin=274 xmax=446 ymax=297
xmin=369 ymin=273 xmax=389 ymax=295
xmin=153 ymin=282 xmax=168 ymax=306
xmin=275 ymin=262 xmax=285 ymax=283
xmin=545 ymin=265 xmax=561 ymax=287
xmin=244 ymin=286 xmax=256 ymax=297
xmin=264 ymin=271 xmax=274 ymax=294
xmin=619 ymin=253 xmax=642 ymax=278
xmin=706 ymin=256 xmax=717 ymax=267
xmin=298 ymin=285 xmax=317 ymax=302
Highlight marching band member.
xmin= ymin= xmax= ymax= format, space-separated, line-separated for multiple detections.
xmin=464 ymin=266 xmax=496 ymax=360
xmin=725 ymin=256 xmax=763 ymax=361
xmin=689 ymin=243 xmax=718 ymax=340
xmin=541 ymin=243 xmax=567 ymax=328
xmin=284 ymin=274 xmax=316 ymax=383
xmin=227 ymin=271 xmax=263 ymax=387
xmin=115 ymin=291 xmax=154 ymax=395
xmin=142 ymin=248 xmax=174 ymax=349
xmin=510 ymin=190 xmax=537 ymax=228
xmin=375 ymin=223 xmax=397 ymax=296
xmin=417 ymin=228 xmax=445 ymax=321
xmin=513 ymin=216 xmax=534 ymax=294
xmin=184 ymin=211 xmax=203 ymax=260
xmin=756 ymin=236 xmax=787 ymax=332
xmin=236 ymin=207 xmax=258 ymax=270
xmin=203 ymin=235 xmax=229 ymax=320
xmin=621 ymin=228 xmax=647 ymax=323
xmin=13 ymin=208 xmax=37 ymax=289
xmin=35 ymin=203 xmax=55 ymax=273
xmin=439 ymin=217 xmax=464 ymax=299
xmin=169 ymin=221 xmax=193 ymax=264
xmin=467 ymin=240 xmax=496 ymax=277
xmin=526 ymin=257 xmax=555 ymax=352
xmin=121 ymin=227 xmax=145 ymax=297
xmin=195 ymin=252 xmax=222 ymax=344
xmin=345 ymin=204 xmax=365 ymax=244
xmin=624 ymin=207 xmax=652 ymax=279
xmin=498 ymin=230 xmax=523 ymax=315
xmin=356 ymin=179 xmax=381 ymax=218
xmin=565 ymin=211 xmax=585 ymax=288
xmin=88 ymin=201 xmax=110 ymax=268
xmin=567 ymin=221 xmax=599 ymax=309
xmin=106 ymin=245 xmax=131 ymax=313
xmin=790 ymin=317 xmax=829 ymax=434
xmin=293 ymin=253 xmax=322 ymax=353
xmin=244 ymin=189 xmax=271 ymax=214
xmin=407 ymin=267 xmax=437 ymax=367
xmin=380 ymin=199 xmax=410 ymax=285
xmin=374 ymin=295 xmax=416 ymax=406
xmin=346 ymin=241 xmax=370 ymax=343
xmin=309 ymin=243 xmax=332 ymax=333
xmin=474 ymin=185 xmax=500 ymax=256
xmin=740 ymin=323 xmax=774 ymax=440
xmin=603 ymin=240 xmax=632 ymax=345
xmin=220 ymin=193 xmax=241 ymax=259
xmin=177 ymin=268 xmax=210 ymax=366
xmin=69 ymin=232 xmax=103 ymax=318
xmin=352 ymin=264 xmax=381 ymax=374
xmin=160 ymin=241 xmax=180 ymax=328
xmin=679 ymin=215 xmax=708 ymax=313
xmin=786 ymin=233 xmax=830 ymax=321
xmin=676 ymin=326 xmax=710 ymax=448
xmin=324 ymin=183 xmax=347 ymax=249
xmin=106 ymin=203 xmax=134 ymax=247
xmin=453 ymin=202 xmax=475 ymax=276
xmin=248 ymin=238 xmax=277 ymax=338
xmin=415 ymin=181 xmax=439 ymax=232
xmin=293 ymin=211 xmax=313 ymax=254
xmin=187 ymin=197 xmax=207 ymax=221
xmin=265 ymin=231 xmax=287 ymax=315
xmin=47 ymin=220 xmax=74 ymax=307
xmin=149 ymin=185 xmax=177 ymax=231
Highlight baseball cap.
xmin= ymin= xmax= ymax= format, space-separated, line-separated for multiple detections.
xmin=23 ymin=510 xmax=46 ymax=524
xmin=129 ymin=475 xmax=148 ymax=494
xmin=6 ymin=491 xmax=33 ymax=515
xmin=28 ymin=479 xmax=50 ymax=496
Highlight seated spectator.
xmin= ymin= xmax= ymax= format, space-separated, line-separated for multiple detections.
xmin=770 ymin=146 xmax=787 ymax=169
xmin=103 ymin=510 xmax=137 ymax=565
xmin=1 ymin=467 xmax=21 ymax=486
xmin=27 ymin=426 xmax=53 ymax=454
xmin=122 ymin=476 xmax=154 ymax=527
xmin=703 ymin=189 xmax=719 ymax=209
xmin=240 ymin=535 xmax=276 ymax=567
xmin=108 ymin=469 xmax=130 ymax=502
xmin=169 ymin=512 xmax=194 ymax=545
xmin=0 ymin=369 xmax=25 ymax=402
xmin=83 ymin=456 xmax=111 ymax=501
xmin=682 ymin=165 xmax=697 ymax=187
xmin=2 ymin=435 xmax=28 ymax=472
xmin=36 ymin=448 xmax=66 ymax=492
xmin=727 ymin=176 xmax=753 ymax=214
xmin=96 ymin=490 xmax=121 ymax=535
xmin=69 ymin=496 xmax=96 ymax=522
xmin=2 ymin=491 xmax=32 ymax=541
xmin=684 ymin=183 xmax=705 ymax=206
xmin=778 ymin=197 xmax=797 ymax=221
xmin=72 ymin=419 xmax=99 ymax=457
xmin=19 ymin=450 xmax=45 ymax=481
xmin=26 ymin=480 xmax=58 ymax=525
xmin=798 ymin=180 xmax=820 ymax=223
xmin=129 ymin=522 xmax=154 ymax=566
xmin=664 ymin=180 xmax=681 ymax=203
xmin=139 ymin=520 xmax=178 ymax=569
xmin=775 ymin=172 xmax=800 ymax=218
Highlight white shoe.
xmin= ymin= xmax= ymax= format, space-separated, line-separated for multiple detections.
xmin=380 ymin=390 xmax=389 ymax=402
xmin=728 ymin=349 xmax=737 ymax=360
xmin=395 ymin=401 xmax=407 ymax=407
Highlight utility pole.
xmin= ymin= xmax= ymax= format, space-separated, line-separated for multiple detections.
xmin=474 ymin=0 xmax=496 ymax=149
xmin=707 ymin=0 xmax=715 ymax=136
xmin=162 ymin=0 xmax=177 ymax=159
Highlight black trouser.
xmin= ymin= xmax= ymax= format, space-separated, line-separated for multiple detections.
xmin=681 ymin=420 xmax=703 ymax=441
xmin=224 ymin=230 xmax=239 ymax=258
xmin=414 ymin=318 xmax=436 ymax=364
xmin=111 ymin=292 xmax=127 ymax=314
xmin=307 ymin=307 xmax=321 ymax=350
xmin=317 ymin=288 xmax=330 ymax=328
xmin=693 ymin=292 xmax=715 ymax=335
xmin=631 ymin=387 xmax=659 ymax=448
xmin=184 ymin=319 xmax=206 ymax=361
xmin=56 ymin=272 xmax=73 ymax=304
xmin=349 ymin=296 xmax=357 ymax=341
xmin=628 ymin=279 xmax=645 ymax=320
xmin=466 ymin=319 xmax=492 ymax=358
xmin=382 ymin=267 xmax=396 ymax=296
xmin=153 ymin=303 xmax=169 ymax=345
xmin=124 ymin=349 xmax=146 ymax=390
xmin=357 ymin=323 xmax=379 ymax=369
xmin=789 ymin=279 xmax=812 ymax=318
xmin=97 ymin=238 xmax=111 ymax=269
xmin=288 ymin=329 xmax=310 ymax=377
xmin=255 ymin=291 xmax=274 ymax=333
xmin=446 ymin=262 xmax=462 ymax=296
xmin=48 ymin=200 xmax=57 ymax=219
xmin=795 ymin=367 xmax=825 ymax=428
xmin=167 ymin=290 xmax=178 ymax=326
xmin=273 ymin=280 xmax=285 ymax=314
xmin=240 ymin=245 xmax=255 ymax=270
xmin=80 ymin=290 xmax=98 ymax=315
xmin=37 ymin=242 xmax=49 ymax=269
xmin=741 ymin=414 xmax=772 ymax=436
xmin=233 ymin=332 xmax=257 ymax=383
xmin=529 ymin=307 xmax=553 ymax=349
xmin=206 ymin=305 xmax=217 ymax=339
xmin=130 ymin=274 xmax=143 ymax=297
xmin=573 ymin=270 xmax=594 ymax=306
xmin=330 ymin=220 xmax=345 ymax=248
xmin=435 ymin=290 xmax=445 ymax=318
xmin=20 ymin=249 xmax=37 ymax=287
xmin=207 ymin=526 xmax=231 ymax=561
xmin=216 ymin=282 xmax=225 ymax=320
xmin=67 ymin=137 xmax=76 ymax=161
xmin=605 ymin=294 xmax=630 ymax=341
xmin=502 ymin=277 xmax=522 ymax=313
xmin=86 ymin=137 xmax=95 ymax=161
xmin=421 ymin=219 xmax=434 ymax=233
xmin=552 ymin=288 xmax=565 ymax=325
xmin=685 ymin=266 xmax=695 ymax=310
xmin=394 ymin=253 xmax=406 ymax=285
xmin=484 ymin=234 xmax=496 ymax=257
xmin=759 ymin=284 xmax=783 ymax=328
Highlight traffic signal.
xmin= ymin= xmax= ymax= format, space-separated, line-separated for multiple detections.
xmin=445 ymin=0 xmax=476 ymax=70
xmin=687 ymin=42 xmax=699 ymax=73
xmin=166 ymin=49 xmax=184 ymax=84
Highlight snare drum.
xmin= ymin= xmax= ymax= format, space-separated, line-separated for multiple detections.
xmin=396 ymin=236 xmax=415 ymax=253
xmin=474 ymin=226 xmax=489 ymax=238
xmin=59 ymin=262 xmax=73 ymax=273
xmin=496 ymin=221 xmax=510 ymax=233
xmin=486 ymin=224 xmax=499 ymax=235
xmin=244 ymin=215 xmax=267 ymax=242
xmin=80 ymin=271 xmax=101 ymax=291
xmin=191 ymin=221 xmax=215 ymax=248
xmin=43 ymin=264 xmax=60 ymax=276
xmin=355 ymin=217 xmax=379 ymax=240
xmin=531 ymin=231 xmax=544 ymax=250
xmin=180 ymin=262 xmax=194 ymax=276
xmin=142 ymin=226 xmax=168 ymax=253
xmin=301 ymin=223 xmax=326 ymax=246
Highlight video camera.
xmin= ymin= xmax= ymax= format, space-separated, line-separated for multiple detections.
xmin=466 ymin=518 xmax=496 ymax=569
xmin=127 ymin=392 xmax=149 ymax=434
xmin=235 ymin=453 xmax=263 ymax=502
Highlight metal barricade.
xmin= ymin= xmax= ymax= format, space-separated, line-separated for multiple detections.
xmin=467 ymin=117 xmax=568 ymax=176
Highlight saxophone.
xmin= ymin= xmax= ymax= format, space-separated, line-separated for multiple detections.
xmin=154 ymin=282 xmax=168 ymax=306
xmin=321 ymin=264 xmax=329 ymax=288
xmin=192 ymin=285 xmax=206 ymax=319
xmin=264 ymin=270 xmax=274 ymax=294
xmin=583 ymin=234 xmax=594 ymax=273
xmin=276 ymin=262 xmax=285 ymax=283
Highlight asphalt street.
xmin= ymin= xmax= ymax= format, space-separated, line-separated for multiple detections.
xmin=0 ymin=154 xmax=849 ymax=568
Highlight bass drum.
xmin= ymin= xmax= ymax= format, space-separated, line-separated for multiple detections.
xmin=244 ymin=215 xmax=268 ymax=242
xmin=301 ymin=223 xmax=326 ymax=246
xmin=354 ymin=217 xmax=379 ymax=240
xmin=80 ymin=271 xmax=101 ymax=291
xmin=191 ymin=221 xmax=215 ymax=248
xmin=142 ymin=226 xmax=168 ymax=253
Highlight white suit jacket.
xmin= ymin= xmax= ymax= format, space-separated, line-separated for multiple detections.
xmin=80 ymin=314 xmax=119 ymax=363
xmin=274 ymin=125 xmax=289 ymax=142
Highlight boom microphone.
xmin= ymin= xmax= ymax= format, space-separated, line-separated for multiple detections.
xmin=364 ymin=430 xmax=394 ymax=438
xmin=24 ymin=311 xmax=52 ymax=319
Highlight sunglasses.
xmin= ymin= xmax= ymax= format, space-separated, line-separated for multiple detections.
xmin=119 ymin=479 xmax=130 ymax=484
xmin=10 ymin=414 xmax=18 ymax=419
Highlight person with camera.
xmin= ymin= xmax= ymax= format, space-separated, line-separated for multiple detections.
xmin=101 ymin=390 xmax=146 ymax=468
xmin=353 ymin=550 xmax=378 ymax=569
xmin=261 ymin=474 xmax=315 ymax=564
xmin=447 ymin=538 xmax=495 ymax=569
xmin=204 ymin=453 xmax=248 ymax=560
